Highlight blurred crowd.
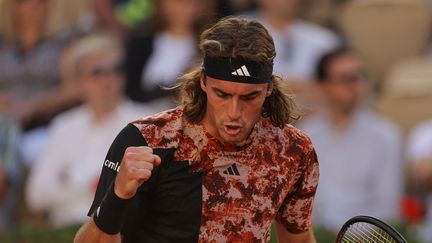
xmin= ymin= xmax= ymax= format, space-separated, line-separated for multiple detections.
xmin=1 ymin=0 xmax=432 ymax=241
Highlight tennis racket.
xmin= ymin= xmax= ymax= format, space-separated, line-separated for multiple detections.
xmin=336 ymin=215 xmax=407 ymax=243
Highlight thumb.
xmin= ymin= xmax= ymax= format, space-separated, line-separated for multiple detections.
xmin=153 ymin=154 xmax=161 ymax=166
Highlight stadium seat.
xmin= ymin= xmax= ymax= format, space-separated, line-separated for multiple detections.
xmin=336 ymin=0 xmax=431 ymax=90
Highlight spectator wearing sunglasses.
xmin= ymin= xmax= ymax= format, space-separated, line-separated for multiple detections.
xmin=25 ymin=33 xmax=153 ymax=228
xmin=297 ymin=47 xmax=404 ymax=232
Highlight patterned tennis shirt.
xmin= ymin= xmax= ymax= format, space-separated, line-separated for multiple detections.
xmin=89 ymin=107 xmax=319 ymax=242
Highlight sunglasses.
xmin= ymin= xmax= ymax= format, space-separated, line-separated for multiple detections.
xmin=329 ymin=71 xmax=366 ymax=84
xmin=84 ymin=62 xmax=125 ymax=78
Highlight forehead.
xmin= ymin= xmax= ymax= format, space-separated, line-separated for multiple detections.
xmin=80 ymin=52 xmax=119 ymax=67
xmin=205 ymin=76 xmax=268 ymax=94
xmin=329 ymin=54 xmax=362 ymax=70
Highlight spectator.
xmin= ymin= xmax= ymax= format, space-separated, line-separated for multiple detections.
xmin=124 ymin=0 xmax=215 ymax=111
xmin=93 ymin=0 xmax=154 ymax=40
xmin=217 ymin=0 xmax=256 ymax=18
xmin=243 ymin=0 xmax=340 ymax=82
xmin=0 ymin=0 xmax=81 ymax=131
xmin=298 ymin=48 xmax=404 ymax=232
xmin=25 ymin=33 xmax=153 ymax=228
xmin=0 ymin=114 xmax=21 ymax=232
xmin=53 ymin=0 xmax=96 ymax=34
xmin=406 ymin=120 xmax=432 ymax=242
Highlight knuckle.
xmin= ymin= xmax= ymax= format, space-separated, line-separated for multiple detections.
xmin=125 ymin=146 xmax=135 ymax=153
xmin=126 ymin=167 xmax=136 ymax=178
xmin=141 ymin=146 xmax=153 ymax=153
xmin=124 ymin=149 xmax=136 ymax=160
xmin=146 ymin=169 xmax=152 ymax=177
xmin=124 ymin=153 xmax=133 ymax=161
xmin=146 ymin=162 xmax=154 ymax=171
xmin=141 ymin=169 xmax=151 ymax=179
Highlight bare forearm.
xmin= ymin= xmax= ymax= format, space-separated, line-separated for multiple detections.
xmin=28 ymin=86 xmax=80 ymax=117
xmin=74 ymin=217 xmax=121 ymax=243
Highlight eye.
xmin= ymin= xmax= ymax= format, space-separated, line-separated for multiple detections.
xmin=215 ymin=90 xmax=230 ymax=98
xmin=241 ymin=93 xmax=259 ymax=101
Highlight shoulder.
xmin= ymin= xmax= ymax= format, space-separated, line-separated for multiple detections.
xmin=111 ymin=123 xmax=147 ymax=149
xmin=117 ymin=101 xmax=153 ymax=122
xmin=49 ymin=106 xmax=88 ymax=132
xmin=262 ymin=119 xmax=315 ymax=154
xmin=407 ymin=120 xmax=432 ymax=161
xmin=261 ymin=121 xmax=318 ymax=183
xmin=283 ymin=124 xmax=315 ymax=152
xmin=131 ymin=107 xmax=184 ymax=148
xmin=409 ymin=120 xmax=432 ymax=140
xmin=359 ymin=110 xmax=401 ymax=141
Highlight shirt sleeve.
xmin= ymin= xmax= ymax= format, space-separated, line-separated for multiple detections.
xmin=275 ymin=143 xmax=320 ymax=233
xmin=87 ymin=123 xmax=148 ymax=216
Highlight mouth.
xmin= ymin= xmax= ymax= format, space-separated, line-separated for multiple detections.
xmin=223 ymin=124 xmax=242 ymax=136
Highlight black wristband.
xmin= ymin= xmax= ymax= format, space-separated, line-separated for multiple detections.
xmin=93 ymin=181 xmax=132 ymax=234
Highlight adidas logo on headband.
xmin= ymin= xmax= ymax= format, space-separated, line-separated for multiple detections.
xmin=203 ymin=55 xmax=272 ymax=84
xmin=231 ymin=65 xmax=250 ymax=77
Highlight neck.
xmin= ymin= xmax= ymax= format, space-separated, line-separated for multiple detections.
xmin=166 ymin=24 xmax=193 ymax=37
xmin=16 ymin=24 xmax=43 ymax=53
xmin=328 ymin=106 xmax=354 ymax=132
xmin=90 ymin=102 xmax=119 ymax=124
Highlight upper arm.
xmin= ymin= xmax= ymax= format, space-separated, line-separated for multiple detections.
xmin=275 ymin=144 xmax=319 ymax=233
xmin=275 ymin=221 xmax=316 ymax=243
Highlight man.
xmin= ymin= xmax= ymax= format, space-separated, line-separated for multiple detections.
xmin=26 ymin=33 xmax=151 ymax=228
xmin=298 ymin=48 xmax=403 ymax=232
xmin=0 ymin=114 xmax=21 ymax=232
xmin=407 ymin=120 xmax=432 ymax=242
xmin=244 ymin=0 xmax=340 ymax=82
xmin=241 ymin=0 xmax=340 ymax=111
xmin=74 ymin=17 xmax=319 ymax=243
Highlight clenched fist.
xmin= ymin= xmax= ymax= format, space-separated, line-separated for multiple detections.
xmin=114 ymin=146 xmax=161 ymax=199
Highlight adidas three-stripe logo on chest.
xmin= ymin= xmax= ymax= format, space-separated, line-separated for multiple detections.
xmin=223 ymin=163 xmax=241 ymax=176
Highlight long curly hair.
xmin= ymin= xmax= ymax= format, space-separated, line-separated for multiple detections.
xmin=176 ymin=17 xmax=300 ymax=127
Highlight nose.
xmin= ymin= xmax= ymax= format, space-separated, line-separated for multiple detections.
xmin=227 ymin=98 xmax=241 ymax=121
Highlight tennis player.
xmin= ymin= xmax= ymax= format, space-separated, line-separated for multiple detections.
xmin=74 ymin=17 xmax=319 ymax=243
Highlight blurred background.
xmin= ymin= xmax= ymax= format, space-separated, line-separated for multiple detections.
xmin=1 ymin=0 xmax=432 ymax=242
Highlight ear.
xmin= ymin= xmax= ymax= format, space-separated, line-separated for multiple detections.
xmin=200 ymin=71 xmax=207 ymax=93
xmin=266 ymin=80 xmax=274 ymax=97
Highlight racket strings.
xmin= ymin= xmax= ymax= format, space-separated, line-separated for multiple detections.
xmin=343 ymin=228 xmax=388 ymax=243
xmin=341 ymin=222 xmax=397 ymax=243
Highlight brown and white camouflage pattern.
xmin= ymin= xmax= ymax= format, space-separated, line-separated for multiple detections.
xmin=133 ymin=107 xmax=319 ymax=242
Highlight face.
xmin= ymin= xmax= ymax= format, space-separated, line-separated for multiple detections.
xmin=322 ymin=53 xmax=365 ymax=113
xmin=78 ymin=52 xmax=124 ymax=112
xmin=200 ymin=75 xmax=272 ymax=144
xmin=258 ymin=0 xmax=299 ymax=19
xmin=160 ymin=0 xmax=205 ymax=29
xmin=13 ymin=0 xmax=48 ymax=26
